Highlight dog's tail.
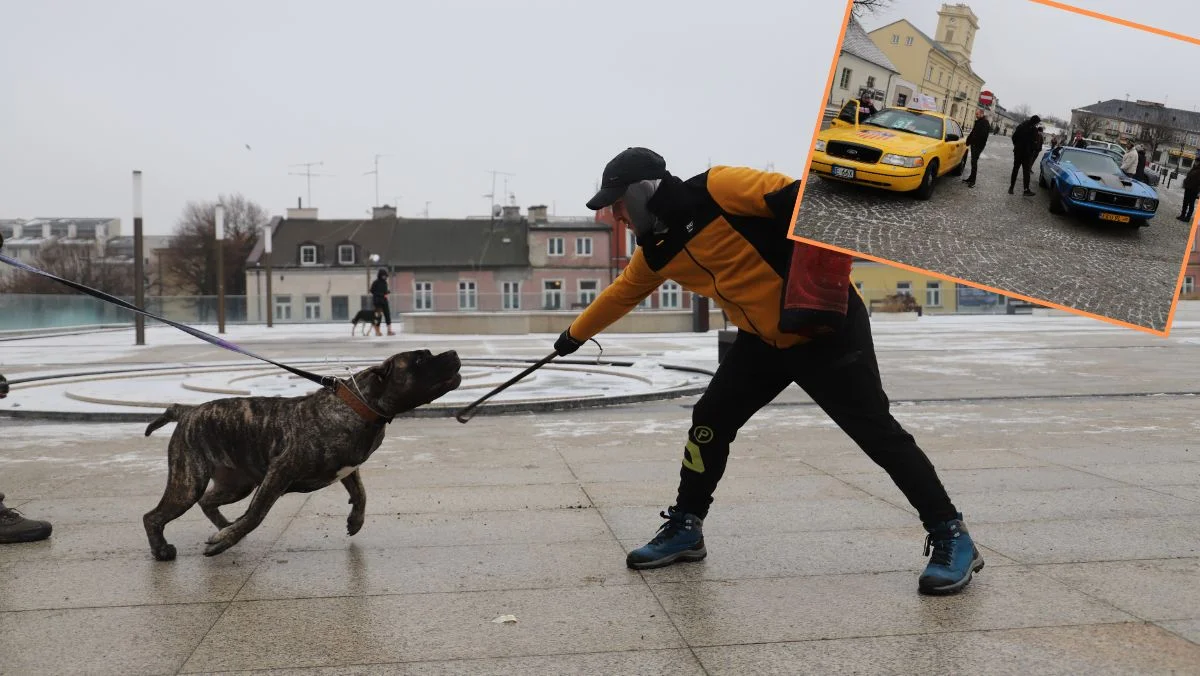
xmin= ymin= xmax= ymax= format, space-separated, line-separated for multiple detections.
xmin=145 ymin=404 xmax=187 ymax=436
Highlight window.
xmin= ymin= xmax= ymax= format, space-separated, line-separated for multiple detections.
xmin=891 ymin=34 xmax=899 ymax=44
xmin=637 ymin=296 xmax=653 ymax=309
xmin=905 ymin=36 xmax=914 ymax=46
xmin=547 ymin=237 xmax=564 ymax=256
xmin=925 ymin=282 xmax=942 ymax=307
xmin=414 ymin=281 xmax=432 ymax=311
xmin=575 ymin=237 xmax=593 ymax=256
xmin=625 ymin=229 xmax=637 ymax=256
xmin=927 ymin=66 xmax=934 ymax=81
xmin=866 ymin=76 xmax=876 ymax=90
xmin=946 ymin=29 xmax=955 ymax=43
xmin=458 ymin=280 xmax=477 ymax=310
xmin=1184 ymin=276 xmax=1195 ymax=294
xmin=578 ymin=280 xmax=599 ymax=306
xmin=331 ymin=296 xmax=349 ymax=320
xmin=304 ymin=295 xmax=321 ymax=320
xmin=274 ymin=295 xmax=291 ymax=320
xmin=300 ymin=245 xmax=317 ymax=265
xmin=660 ymin=281 xmax=682 ymax=308
xmin=501 ymin=281 xmax=521 ymax=310
xmin=543 ymin=280 xmax=563 ymax=310
xmin=337 ymin=244 xmax=355 ymax=265
xmin=896 ymin=281 xmax=912 ymax=296
xmin=897 ymin=93 xmax=908 ymax=106
xmin=839 ymin=67 xmax=852 ymax=90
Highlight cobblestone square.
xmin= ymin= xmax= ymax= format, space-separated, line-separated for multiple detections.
xmin=792 ymin=133 xmax=1195 ymax=332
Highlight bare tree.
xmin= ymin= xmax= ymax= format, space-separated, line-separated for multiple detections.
xmin=160 ymin=194 xmax=266 ymax=297
xmin=1075 ymin=113 xmax=1103 ymax=138
xmin=1138 ymin=119 xmax=1174 ymax=159
xmin=851 ymin=0 xmax=893 ymax=16
xmin=1011 ymin=103 xmax=1033 ymax=123
xmin=0 ymin=241 xmax=134 ymax=295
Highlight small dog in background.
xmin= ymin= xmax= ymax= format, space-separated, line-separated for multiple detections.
xmin=351 ymin=308 xmax=383 ymax=336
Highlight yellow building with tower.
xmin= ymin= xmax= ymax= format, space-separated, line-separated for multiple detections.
xmin=867 ymin=3 xmax=986 ymax=130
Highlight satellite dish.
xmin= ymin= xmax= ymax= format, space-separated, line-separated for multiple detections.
xmin=492 ymin=205 xmax=502 ymax=217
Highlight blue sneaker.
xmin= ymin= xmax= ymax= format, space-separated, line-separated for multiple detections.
xmin=626 ymin=507 xmax=706 ymax=570
xmin=919 ymin=513 xmax=984 ymax=595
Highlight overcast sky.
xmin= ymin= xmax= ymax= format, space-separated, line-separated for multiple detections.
xmin=858 ymin=0 xmax=1200 ymax=123
xmin=2 ymin=0 xmax=1196 ymax=235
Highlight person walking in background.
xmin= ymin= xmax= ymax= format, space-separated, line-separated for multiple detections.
xmin=0 ymin=374 xmax=54 ymax=545
xmin=1009 ymin=115 xmax=1041 ymax=196
xmin=963 ymin=108 xmax=991 ymax=188
xmin=369 ymin=269 xmax=394 ymax=336
xmin=1179 ymin=163 xmax=1200 ymax=223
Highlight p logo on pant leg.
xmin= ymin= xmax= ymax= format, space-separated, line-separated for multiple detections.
xmin=683 ymin=426 xmax=714 ymax=474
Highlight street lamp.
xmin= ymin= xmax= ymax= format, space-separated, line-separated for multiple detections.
xmin=263 ymin=222 xmax=273 ymax=328
xmin=215 ymin=203 xmax=226 ymax=334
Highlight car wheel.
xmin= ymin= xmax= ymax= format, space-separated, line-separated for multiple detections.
xmin=1048 ymin=182 xmax=1065 ymax=214
xmin=949 ymin=153 xmax=966 ymax=177
xmin=913 ymin=161 xmax=938 ymax=200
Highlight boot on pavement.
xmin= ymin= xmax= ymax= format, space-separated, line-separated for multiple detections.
xmin=0 ymin=493 xmax=52 ymax=544
xmin=918 ymin=512 xmax=983 ymax=595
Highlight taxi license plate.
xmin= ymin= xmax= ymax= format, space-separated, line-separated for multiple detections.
xmin=1099 ymin=213 xmax=1130 ymax=223
xmin=831 ymin=166 xmax=856 ymax=179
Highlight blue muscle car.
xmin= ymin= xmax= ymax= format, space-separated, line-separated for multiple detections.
xmin=1038 ymin=146 xmax=1159 ymax=227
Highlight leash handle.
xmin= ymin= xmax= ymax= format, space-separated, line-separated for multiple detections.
xmin=455 ymin=351 xmax=557 ymax=423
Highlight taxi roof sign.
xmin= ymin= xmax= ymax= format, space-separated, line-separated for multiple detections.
xmin=909 ymin=93 xmax=938 ymax=111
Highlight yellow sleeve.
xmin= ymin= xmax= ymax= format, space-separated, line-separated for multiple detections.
xmin=567 ymin=248 xmax=664 ymax=341
xmin=705 ymin=165 xmax=798 ymax=219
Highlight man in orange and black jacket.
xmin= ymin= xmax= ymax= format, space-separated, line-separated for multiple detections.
xmin=553 ymin=148 xmax=981 ymax=596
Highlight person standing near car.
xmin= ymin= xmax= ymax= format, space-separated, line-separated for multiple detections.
xmin=1009 ymin=115 xmax=1041 ymax=196
xmin=1179 ymin=163 xmax=1200 ymax=223
xmin=1071 ymin=130 xmax=1088 ymax=149
xmin=963 ymin=108 xmax=990 ymax=188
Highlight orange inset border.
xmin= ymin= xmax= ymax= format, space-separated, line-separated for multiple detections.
xmin=787 ymin=0 xmax=1200 ymax=338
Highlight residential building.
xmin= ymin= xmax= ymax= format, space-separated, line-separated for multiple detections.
xmin=830 ymin=14 xmax=901 ymax=109
xmin=868 ymin=3 xmax=987 ymax=128
xmin=1070 ymin=99 xmax=1200 ymax=170
xmin=0 ymin=217 xmax=122 ymax=283
xmin=526 ymin=205 xmax=613 ymax=311
xmin=243 ymin=205 xmax=534 ymax=322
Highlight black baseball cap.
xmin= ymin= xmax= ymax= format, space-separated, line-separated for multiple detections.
xmin=585 ymin=147 xmax=669 ymax=210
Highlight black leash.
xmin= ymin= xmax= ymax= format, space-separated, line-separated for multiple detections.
xmin=455 ymin=337 xmax=602 ymax=423
xmin=0 ymin=234 xmax=338 ymax=392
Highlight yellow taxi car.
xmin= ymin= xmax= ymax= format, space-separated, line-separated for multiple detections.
xmin=810 ymin=99 xmax=969 ymax=200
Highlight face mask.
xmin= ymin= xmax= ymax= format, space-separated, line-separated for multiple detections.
xmin=622 ymin=179 xmax=665 ymax=242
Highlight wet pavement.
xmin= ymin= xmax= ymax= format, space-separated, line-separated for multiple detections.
xmin=792 ymin=133 xmax=1195 ymax=333
xmin=2 ymin=307 xmax=1200 ymax=674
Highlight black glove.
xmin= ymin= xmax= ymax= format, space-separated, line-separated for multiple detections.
xmin=0 ymin=374 xmax=8 ymax=399
xmin=554 ymin=329 xmax=584 ymax=356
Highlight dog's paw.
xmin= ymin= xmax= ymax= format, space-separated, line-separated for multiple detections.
xmin=204 ymin=538 xmax=232 ymax=557
xmin=347 ymin=515 xmax=364 ymax=536
xmin=152 ymin=544 xmax=177 ymax=561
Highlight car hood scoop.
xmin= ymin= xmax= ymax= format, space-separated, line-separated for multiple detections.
xmin=1086 ymin=173 xmax=1132 ymax=189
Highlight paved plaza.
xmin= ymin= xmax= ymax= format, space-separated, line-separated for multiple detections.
xmin=3 ymin=306 xmax=1200 ymax=674
xmin=792 ymin=133 xmax=1194 ymax=333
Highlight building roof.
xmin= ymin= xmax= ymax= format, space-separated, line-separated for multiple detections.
xmin=843 ymin=15 xmax=899 ymax=73
xmin=247 ymin=216 xmax=532 ymax=269
xmin=1073 ymin=99 xmax=1200 ymax=132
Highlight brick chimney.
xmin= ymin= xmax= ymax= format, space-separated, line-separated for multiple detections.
xmin=527 ymin=205 xmax=549 ymax=224
xmin=500 ymin=205 xmax=522 ymax=222
xmin=372 ymin=205 xmax=397 ymax=219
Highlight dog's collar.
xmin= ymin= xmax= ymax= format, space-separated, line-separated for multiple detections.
xmin=334 ymin=380 xmax=394 ymax=425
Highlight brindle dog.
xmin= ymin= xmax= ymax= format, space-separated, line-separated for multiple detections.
xmin=142 ymin=349 xmax=461 ymax=561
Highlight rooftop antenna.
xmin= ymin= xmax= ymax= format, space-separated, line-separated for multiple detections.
xmin=288 ymin=161 xmax=334 ymax=207
xmin=424 ymin=201 xmax=431 ymax=218
xmin=484 ymin=169 xmax=515 ymax=214
xmin=363 ymin=154 xmax=391 ymax=207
